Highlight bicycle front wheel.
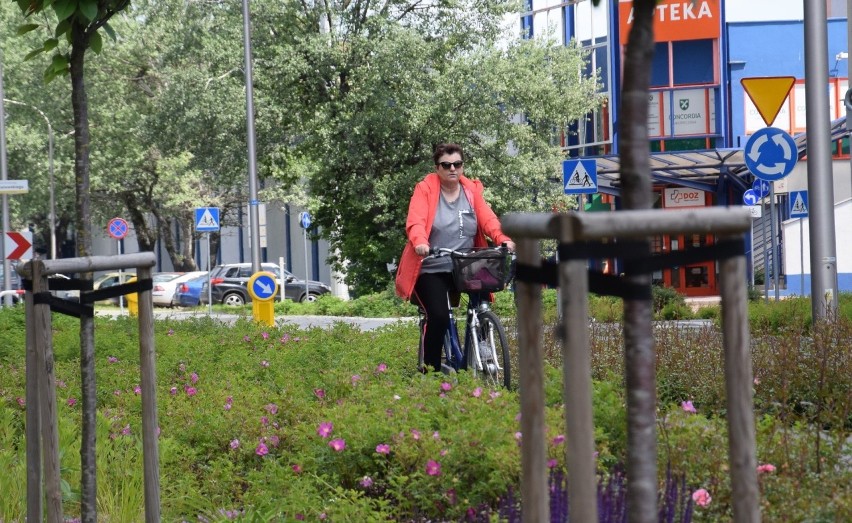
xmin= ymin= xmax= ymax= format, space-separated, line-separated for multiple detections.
xmin=472 ymin=310 xmax=511 ymax=389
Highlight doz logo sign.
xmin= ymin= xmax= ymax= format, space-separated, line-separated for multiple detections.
xmin=664 ymin=187 xmax=705 ymax=208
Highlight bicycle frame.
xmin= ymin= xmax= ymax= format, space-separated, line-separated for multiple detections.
xmin=443 ymin=293 xmax=495 ymax=373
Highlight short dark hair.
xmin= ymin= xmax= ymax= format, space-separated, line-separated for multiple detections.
xmin=433 ymin=143 xmax=464 ymax=165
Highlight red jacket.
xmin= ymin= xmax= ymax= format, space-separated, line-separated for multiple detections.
xmin=395 ymin=173 xmax=512 ymax=300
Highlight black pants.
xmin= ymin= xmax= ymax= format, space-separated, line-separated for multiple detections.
xmin=411 ymin=272 xmax=455 ymax=372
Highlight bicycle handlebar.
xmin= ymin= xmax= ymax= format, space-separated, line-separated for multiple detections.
xmin=425 ymin=243 xmax=512 ymax=260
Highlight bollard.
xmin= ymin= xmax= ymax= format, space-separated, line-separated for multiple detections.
xmin=126 ymin=276 xmax=139 ymax=316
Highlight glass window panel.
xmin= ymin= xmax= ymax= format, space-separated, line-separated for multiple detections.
xmin=651 ymin=43 xmax=670 ymax=87
xmin=672 ymin=40 xmax=715 ymax=85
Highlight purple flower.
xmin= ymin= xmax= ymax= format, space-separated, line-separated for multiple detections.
xmin=314 ymin=388 xmax=326 ymax=400
xmin=681 ymin=400 xmax=697 ymax=414
xmin=292 ymin=464 xmax=302 ymax=474
xmin=184 ymin=386 xmax=197 ymax=397
xmin=360 ymin=476 xmax=373 ymax=488
xmin=425 ymin=459 xmax=441 ymax=476
xmin=255 ymin=442 xmax=269 ymax=456
xmin=178 ymin=363 xmax=186 ymax=372
xmin=548 ymin=458 xmax=558 ymax=469
xmin=169 ymin=387 xmax=178 ymax=396
xmin=167 ymin=328 xmax=175 ymax=336
xmin=121 ymin=424 xmax=131 ymax=436
xmin=265 ymin=403 xmax=278 ymax=415
xmin=229 ymin=439 xmax=240 ymax=450
xmin=329 ymin=438 xmax=346 ymax=452
xmin=260 ymin=416 xmax=269 ymax=426
xmin=410 ymin=429 xmax=421 ymax=440
xmin=190 ymin=372 xmax=199 ymax=384
xmin=107 ymin=356 xmax=118 ymax=364
xmin=376 ymin=443 xmax=390 ymax=454
xmin=317 ymin=422 xmax=333 ymax=438
xmin=471 ymin=387 xmax=482 ymax=398
xmin=440 ymin=382 xmax=452 ymax=392
xmin=67 ymin=398 xmax=77 ymax=407
xmin=351 ymin=374 xmax=361 ymax=385
xmin=261 ymin=332 xmax=269 ymax=340
xmin=260 ymin=360 xmax=270 ymax=368
xmin=376 ymin=363 xmax=388 ymax=373
xmin=268 ymin=435 xmax=280 ymax=448
xmin=133 ymin=385 xmax=141 ymax=395
xmin=552 ymin=434 xmax=566 ymax=446
xmin=243 ymin=335 xmax=251 ymax=342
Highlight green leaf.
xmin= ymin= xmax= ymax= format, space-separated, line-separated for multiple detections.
xmin=52 ymin=0 xmax=77 ymax=22
xmin=78 ymin=0 xmax=97 ymax=22
xmin=43 ymin=67 xmax=58 ymax=84
xmin=55 ymin=19 xmax=71 ymax=38
xmin=102 ymin=22 xmax=116 ymax=41
xmin=50 ymin=53 xmax=69 ymax=73
xmin=23 ymin=47 xmax=46 ymax=61
xmin=44 ymin=38 xmax=59 ymax=52
xmin=90 ymin=30 xmax=102 ymax=54
xmin=16 ymin=23 xmax=40 ymax=36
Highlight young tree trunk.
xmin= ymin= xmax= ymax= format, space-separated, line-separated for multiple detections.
xmin=70 ymin=24 xmax=99 ymax=523
xmin=618 ymin=2 xmax=658 ymax=522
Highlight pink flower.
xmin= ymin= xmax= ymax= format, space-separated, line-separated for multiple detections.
xmin=184 ymin=386 xmax=197 ymax=397
xmin=113 ymin=390 xmax=121 ymax=396
xmin=410 ymin=429 xmax=421 ymax=440
xmin=266 ymin=403 xmax=278 ymax=415
xmin=280 ymin=334 xmax=290 ymax=344
xmin=67 ymin=398 xmax=77 ymax=407
xmin=261 ymin=332 xmax=269 ymax=340
xmin=16 ymin=397 xmax=25 ymax=407
xmin=329 ymin=438 xmax=346 ymax=452
xmin=268 ymin=435 xmax=280 ymax=447
xmin=440 ymin=449 xmax=448 ymax=456
xmin=260 ymin=416 xmax=269 ymax=426
xmin=489 ymin=391 xmax=500 ymax=399
xmin=169 ymin=387 xmax=177 ymax=396
xmin=692 ymin=488 xmax=712 ymax=507
xmin=317 ymin=422 xmax=333 ymax=438
xmin=224 ymin=403 xmax=232 ymax=411
xmin=314 ymin=388 xmax=326 ymax=400
xmin=243 ymin=335 xmax=251 ymax=342
xmin=472 ymin=387 xmax=482 ymax=398
xmin=351 ymin=374 xmax=361 ymax=385
xmin=548 ymin=459 xmax=558 ymax=469
xmin=190 ymin=372 xmax=199 ymax=384
xmin=255 ymin=442 xmax=269 ymax=456
xmin=56 ymin=379 xmax=66 ymax=388
xmin=179 ymin=363 xmax=186 ymax=372
xmin=757 ymin=463 xmax=776 ymax=474
xmin=552 ymin=434 xmax=566 ymax=446
xmin=440 ymin=382 xmax=452 ymax=392
xmin=107 ymin=356 xmax=118 ymax=364
xmin=681 ymin=400 xmax=697 ymax=414
xmin=433 ymin=431 xmax=441 ymax=440
xmin=133 ymin=385 xmax=141 ymax=395
xmin=514 ymin=431 xmax=522 ymax=441
xmin=292 ymin=464 xmax=302 ymax=474
xmin=425 ymin=459 xmax=441 ymax=476
xmin=121 ymin=424 xmax=131 ymax=436
xmin=260 ymin=360 xmax=270 ymax=368
xmin=360 ymin=476 xmax=373 ymax=488
xmin=167 ymin=329 xmax=175 ymax=336
xmin=229 ymin=439 xmax=240 ymax=449
xmin=376 ymin=363 xmax=388 ymax=373
xmin=376 ymin=443 xmax=390 ymax=454
xmin=754 ymin=377 xmax=761 ymax=386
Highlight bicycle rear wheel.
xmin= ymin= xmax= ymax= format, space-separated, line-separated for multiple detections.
xmin=470 ymin=310 xmax=511 ymax=388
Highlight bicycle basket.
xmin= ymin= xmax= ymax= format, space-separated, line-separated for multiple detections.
xmin=450 ymin=249 xmax=511 ymax=292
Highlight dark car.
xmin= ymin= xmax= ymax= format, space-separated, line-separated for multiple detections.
xmin=200 ymin=263 xmax=331 ymax=306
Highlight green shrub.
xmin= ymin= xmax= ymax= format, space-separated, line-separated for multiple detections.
xmin=652 ymin=285 xmax=686 ymax=314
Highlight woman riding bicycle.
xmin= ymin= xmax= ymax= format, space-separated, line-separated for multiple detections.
xmin=395 ymin=143 xmax=515 ymax=373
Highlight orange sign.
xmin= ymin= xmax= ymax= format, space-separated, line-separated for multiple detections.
xmin=619 ymin=0 xmax=720 ymax=43
xmin=741 ymin=76 xmax=795 ymax=127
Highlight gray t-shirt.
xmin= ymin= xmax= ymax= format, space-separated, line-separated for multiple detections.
xmin=421 ymin=189 xmax=477 ymax=273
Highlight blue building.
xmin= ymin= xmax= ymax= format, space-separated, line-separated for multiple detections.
xmin=520 ymin=0 xmax=851 ymax=297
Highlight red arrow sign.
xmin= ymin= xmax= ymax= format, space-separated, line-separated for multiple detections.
xmin=6 ymin=232 xmax=32 ymax=259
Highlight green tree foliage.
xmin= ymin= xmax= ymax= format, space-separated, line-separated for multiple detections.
xmin=252 ymin=0 xmax=603 ymax=295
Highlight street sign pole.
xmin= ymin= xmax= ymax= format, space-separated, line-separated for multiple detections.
xmin=804 ymin=1 xmax=839 ymax=318
xmin=303 ymin=230 xmax=309 ymax=301
xmin=0 ymin=62 xmax=12 ymax=305
xmin=800 ymin=219 xmax=804 ymax=296
xmin=770 ymin=183 xmax=779 ymax=301
xmin=207 ymin=233 xmax=213 ymax=316
xmin=763 ymin=204 xmax=769 ymax=303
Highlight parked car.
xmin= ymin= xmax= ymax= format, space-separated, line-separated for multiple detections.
xmin=200 ymin=263 xmax=331 ymax=306
xmin=174 ymin=272 xmax=210 ymax=307
xmin=151 ymin=271 xmax=206 ymax=307
xmin=93 ymin=271 xmax=137 ymax=305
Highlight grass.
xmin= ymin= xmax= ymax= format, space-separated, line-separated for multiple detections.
xmin=0 ymin=290 xmax=850 ymax=521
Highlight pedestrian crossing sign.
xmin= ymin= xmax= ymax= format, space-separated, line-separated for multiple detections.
xmin=195 ymin=207 xmax=220 ymax=232
xmin=789 ymin=190 xmax=808 ymax=218
xmin=563 ymin=159 xmax=598 ymax=195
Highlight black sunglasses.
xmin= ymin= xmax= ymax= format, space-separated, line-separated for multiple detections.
xmin=438 ymin=161 xmax=464 ymax=169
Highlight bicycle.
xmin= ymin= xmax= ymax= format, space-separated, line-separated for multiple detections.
xmin=417 ymin=245 xmax=514 ymax=388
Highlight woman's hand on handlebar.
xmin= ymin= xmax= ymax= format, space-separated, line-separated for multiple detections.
xmin=503 ymin=241 xmax=516 ymax=252
xmin=415 ymin=244 xmax=430 ymax=257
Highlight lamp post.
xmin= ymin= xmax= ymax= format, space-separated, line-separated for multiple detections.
xmin=2 ymin=98 xmax=57 ymax=259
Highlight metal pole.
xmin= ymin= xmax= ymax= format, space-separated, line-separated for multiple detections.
xmin=770 ymin=183 xmax=779 ymax=301
xmin=804 ymin=0 xmax=839 ymax=318
xmin=763 ymin=203 xmax=769 ymax=303
xmin=241 ymin=0 xmax=262 ymax=274
xmin=800 ymin=219 xmax=804 ymax=295
xmin=0 ymin=62 xmax=12 ymax=304
xmin=48 ymin=124 xmax=55 ymax=259
xmin=749 ymin=218 xmax=755 ymax=287
xmin=207 ymin=234 xmax=213 ymax=315
xmin=303 ymin=229 xmax=309 ymax=301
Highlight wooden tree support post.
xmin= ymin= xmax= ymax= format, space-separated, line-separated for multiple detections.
xmin=503 ymin=207 xmax=759 ymax=523
xmin=19 ymin=253 xmax=160 ymax=523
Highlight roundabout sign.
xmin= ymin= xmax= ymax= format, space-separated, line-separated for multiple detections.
xmin=744 ymin=127 xmax=797 ymax=182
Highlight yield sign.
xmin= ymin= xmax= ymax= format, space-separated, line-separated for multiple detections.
xmin=5 ymin=231 xmax=33 ymax=260
xmin=741 ymin=76 xmax=795 ymax=127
